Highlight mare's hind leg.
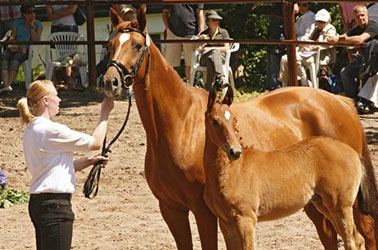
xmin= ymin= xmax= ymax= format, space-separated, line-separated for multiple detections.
xmin=192 ymin=199 xmax=218 ymax=250
xmin=352 ymin=201 xmax=376 ymax=250
xmin=304 ymin=203 xmax=339 ymax=250
xmin=159 ymin=201 xmax=193 ymax=250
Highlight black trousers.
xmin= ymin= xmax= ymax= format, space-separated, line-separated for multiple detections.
xmin=28 ymin=193 xmax=74 ymax=250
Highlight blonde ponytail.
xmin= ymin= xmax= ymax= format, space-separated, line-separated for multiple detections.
xmin=17 ymin=97 xmax=33 ymax=125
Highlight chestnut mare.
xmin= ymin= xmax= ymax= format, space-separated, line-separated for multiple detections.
xmin=204 ymin=87 xmax=367 ymax=250
xmin=103 ymin=6 xmax=378 ymax=250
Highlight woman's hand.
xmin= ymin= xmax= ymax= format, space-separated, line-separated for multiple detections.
xmin=88 ymin=155 xmax=109 ymax=168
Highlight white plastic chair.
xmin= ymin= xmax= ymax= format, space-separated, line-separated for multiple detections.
xmin=0 ymin=30 xmax=34 ymax=89
xmin=45 ymin=32 xmax=87 ymax=87
xmin=305 ymin=46 xmax=336 ymax=89
xmin=190 ymin=43 xmax=240 ymax=94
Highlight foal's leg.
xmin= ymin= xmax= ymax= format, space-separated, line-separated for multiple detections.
xmin=235 ymin=213 xmax=257 ymax=250
xmin=304 ymin=203 xmax=339 ymax=250
xmin=192 ymin=199 xmax=218 ymax=250
xmin=313 ymin=199 xmax=365 ymax=250
xmin=219 ymin=219 xmax=243 ymax=250
xmin=159 ymin=201 xmax=193 ymax=250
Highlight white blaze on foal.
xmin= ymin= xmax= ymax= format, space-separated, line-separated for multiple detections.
xmin=224 ymin=110 xmax=231 ymax=120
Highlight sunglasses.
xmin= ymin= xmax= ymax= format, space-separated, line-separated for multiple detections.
xmin=208 ymin=18 xmax=220 ymax=22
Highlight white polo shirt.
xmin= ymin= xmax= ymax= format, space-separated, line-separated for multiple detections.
xmin=23 ymin=117 xmax=94 ymax=194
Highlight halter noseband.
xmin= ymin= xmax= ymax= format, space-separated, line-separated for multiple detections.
xmin=108 ymin=27 xmax=150 ymax=88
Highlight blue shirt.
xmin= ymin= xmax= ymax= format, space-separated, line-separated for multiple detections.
xmin=13 ymin=18 xmax=42 ymax=48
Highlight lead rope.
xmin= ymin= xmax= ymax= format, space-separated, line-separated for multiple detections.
xmin=83 ymin=94 xmax=132 ymax=199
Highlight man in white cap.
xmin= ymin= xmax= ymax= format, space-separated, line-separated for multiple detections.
xmin=278 ymin=9 xmax=337 ymax=87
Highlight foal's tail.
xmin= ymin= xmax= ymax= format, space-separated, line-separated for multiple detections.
xmin=358 ymin=134 xmax=378 ymax=225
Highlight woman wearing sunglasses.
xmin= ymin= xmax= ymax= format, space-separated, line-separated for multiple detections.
xmin=0 ymin=5 xmax=42 ymax=93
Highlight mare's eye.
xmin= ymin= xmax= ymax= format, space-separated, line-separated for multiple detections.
xmin=134 ymin=43 xmax=143 ymax=51
xmin=212 ymin=120 xmax=219 ymax=126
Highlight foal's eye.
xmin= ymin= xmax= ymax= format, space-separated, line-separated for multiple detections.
xmin=212 ymin=120 xmax=219 ymax=126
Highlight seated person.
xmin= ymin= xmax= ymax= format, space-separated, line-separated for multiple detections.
xmin=197 ymin=10 xmax=230 ymax=90
xmin=329 ymin=4 xmax=378 ymax=101
xmin=295 ymin=2 xmax=316 ymax=40
xmin=278 ymin=9 xmax=336 ymax=86
xmin=0 ymin=5 xmax=42 ymax=93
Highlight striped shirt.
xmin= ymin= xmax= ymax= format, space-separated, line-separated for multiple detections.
xmin=0 ymin=1 xmax=21 ymax=21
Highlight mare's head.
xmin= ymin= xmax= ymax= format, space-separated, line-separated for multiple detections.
xmin=205 ymin=87 xmax=242 ymax=160
xmin=103 ymin=5 xmax=150 ymax=97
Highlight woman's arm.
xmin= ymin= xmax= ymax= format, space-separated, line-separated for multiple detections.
xmin=91 ymin=97 xmax=114 ymax=150
xmin=74 ymin=155 xmax=109 ymax=172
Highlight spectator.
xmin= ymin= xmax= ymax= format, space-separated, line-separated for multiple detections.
xmin=46 ymin=1 xmax=79 ymax=89
xmin=295 ymin=2 xmax=315 ymax=40
xmin=265 ymin=3 xmax=285 ymax=90
xmin=197 ymin=10 xmax=230 ymax=90
xmin=328 ymin=4 xmax=378 ymax=101
xmin=162 ymin=4 xmax=205 ymax=81
xmin=0 ymin=5 xmax=42 ymax=93
xmin=112 ymin=4 xmax=136 ymax=21
xmin=0 ymin=0 xmax=21 ymax=42
xmin=17 ymin=80 xmax=114 ymax=250
xmin=340 ymin=2 xmax=367 ymax=62
xmin=278 ymin=9 xmax=336 ymax=87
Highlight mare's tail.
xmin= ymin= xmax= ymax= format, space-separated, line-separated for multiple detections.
xmin=358 ymin=134 xmax=378 ymax=241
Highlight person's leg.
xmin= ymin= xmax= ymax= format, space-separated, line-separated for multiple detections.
xmin=164 ymin=29 xmax=182 ymax=68
xmin=183 ymin=42 xmax=195 ymax=81
xmin=207 ymin=50 xmax=227 ymax=86
xmin=277 ymin=54 xmax=289 ymax=86
xmin=341 ymin=58 xmax=363 ymax=99
xmin=200 ymin=52 xmax=216 ymax=90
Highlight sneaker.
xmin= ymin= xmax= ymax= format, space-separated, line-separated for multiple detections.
xmin=0 ymin=86 xmax=12 ymax=93
xmin=356 ymin=100 xmax=370 ymax=114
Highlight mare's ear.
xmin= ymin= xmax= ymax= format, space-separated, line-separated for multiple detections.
xmin=208 ymin=87 xmax=217 ymax=110
xmin=137 ymin=4 xmax=147 ymax=32
xmin=222 ymin=87 xmax=234 ymax=106
xmin=110 ymin=8 xmax=123 ymax=28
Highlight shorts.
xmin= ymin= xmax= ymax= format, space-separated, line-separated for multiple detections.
xmin=164 ymin=29 xmax=195 ymax=67
xmin=1 ymin=50 xmax=28 ymax=71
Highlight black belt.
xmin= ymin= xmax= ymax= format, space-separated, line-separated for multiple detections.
xmin=30 ymin=193 xmax=72 ymax=201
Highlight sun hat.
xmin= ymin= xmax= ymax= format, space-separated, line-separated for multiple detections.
xmin=315 ymin=9 xmax=331 ymax=22
xmin=205 ymin=10 xmax=223 ymax=20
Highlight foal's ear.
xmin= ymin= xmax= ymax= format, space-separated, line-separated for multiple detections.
xmin=110 ymin=8 xmax=123 ymax=28
xmin=222 ymin=86 xmax=234 ymax=106
xmin=137 ymin=4 xmax=147 ymax=32
xmin=208 ymin=87 xmax=217 ymax=110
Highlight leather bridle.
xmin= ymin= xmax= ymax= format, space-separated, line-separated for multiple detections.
xmin=108 ymin=27 xmax=150 ymax=88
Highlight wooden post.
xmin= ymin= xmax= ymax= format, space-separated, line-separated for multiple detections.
xmin=283 ymin=0 xmax=297 ymax=86
xmin=86 ymin=0 xmax=97 ymax=89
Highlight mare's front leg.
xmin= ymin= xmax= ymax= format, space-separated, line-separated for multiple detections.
xmin=159 ymin=201 xmax=193 ymax=250
xmin=304 ymin=203 xmax=339 ymax=250
xmin=192 ymin=199 xmax=218 ymax=250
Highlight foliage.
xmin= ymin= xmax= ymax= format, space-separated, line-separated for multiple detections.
xmin=218 ymin=3 xmax=349 ymax=91
xmin=15 ymin=63 xmax=44 ymax=85
xmin=0 ymin=187 xmax=29 ymax=208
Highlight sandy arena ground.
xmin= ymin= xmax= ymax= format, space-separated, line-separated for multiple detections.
xmin=0 ymin=84 xmax=377 ymax=250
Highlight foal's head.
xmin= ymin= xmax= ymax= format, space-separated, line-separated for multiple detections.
xmin=205 ymin=87 xmax=242 ymax=160
xmin=103 ymin=5 xmax=149 ymax=97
